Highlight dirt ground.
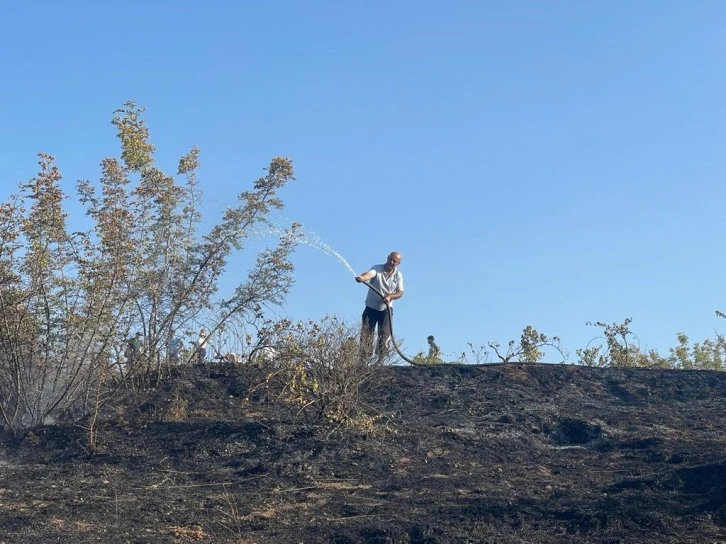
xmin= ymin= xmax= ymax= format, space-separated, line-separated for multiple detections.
xmin=1 ymin=362 xmax=726 ymax=543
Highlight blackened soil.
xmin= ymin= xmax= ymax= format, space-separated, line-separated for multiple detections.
xmin=2 ymin=363 xmax=726 ymax=543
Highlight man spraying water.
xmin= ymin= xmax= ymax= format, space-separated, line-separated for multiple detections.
xmin=355 ymin=251 xmax=404 ymax=362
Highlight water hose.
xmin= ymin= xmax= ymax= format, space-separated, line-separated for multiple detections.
xmin=360 ymin=280 xmax=424 ymax=366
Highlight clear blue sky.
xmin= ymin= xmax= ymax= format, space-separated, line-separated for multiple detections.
xmin=2 ymin=1 xmax=726 ymax=362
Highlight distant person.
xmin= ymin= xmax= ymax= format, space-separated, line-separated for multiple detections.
xmin=213 ymin=350 xmax=239 ymax=364
xmin=355 ymin=251 xmax=404 ymax=362
xmin=125 ymin=332 xmax=143 ymax=365
xmin=168 ymin=336 xmax=182 ymax=364
xmin=191 ymin=328 xmax=208 ymax=364
xmin=427 ymin=335 xmax=441 ymax=359
xmin=256 ymin=338 xmax=278 ymax=364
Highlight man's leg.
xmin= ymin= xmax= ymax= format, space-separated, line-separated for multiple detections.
xmin=360 ymin=307 xmax=376 ymax=359
xmin=376 ymin=307 xmax=392 ymax=361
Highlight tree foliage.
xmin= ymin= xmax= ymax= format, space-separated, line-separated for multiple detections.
xmin=576 ymin=317 xmax=725 ymax=370
xmin=0 ymin=102 xmax=298 ymax=432
xmin=458 ymin=326 xmax=567 ymax=364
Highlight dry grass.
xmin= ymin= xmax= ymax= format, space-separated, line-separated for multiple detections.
xmin=314 ymin=480 xmax=372 ymax=491
xmin=168 ymin=524 xmax=207 ymax=540
xmin=188 ymin=408 xmax=217 ymax=418
xmin=161 ymin=394 xmax=189 ymax=422
xmin=72 ymin=520 xmax=98 ymax=532
xmin=504 ymin=364 xmax=531 ymax=382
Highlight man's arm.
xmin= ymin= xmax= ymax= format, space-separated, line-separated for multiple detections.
xmin=355 ymin=269 xmax=376 ymax=283
xmin=382 ymin=290 xmax=403 ymax=304
xmin=382 ymin=271 xmax=404 ymax=303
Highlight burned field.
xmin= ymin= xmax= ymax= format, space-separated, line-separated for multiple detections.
xmin=1 ymin=363 xmax=725 ymax=543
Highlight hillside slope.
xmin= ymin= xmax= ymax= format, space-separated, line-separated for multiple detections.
xmin=1 ymin=363 xmax=725 ymax=543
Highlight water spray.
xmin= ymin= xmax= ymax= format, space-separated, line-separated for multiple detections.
xmin=247 ymin=220 xmax=422 ymax=365
xmin=249 ymin=222 xmax=357 ymax=275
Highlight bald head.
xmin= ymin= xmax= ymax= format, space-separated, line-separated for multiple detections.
xmin=384 ymin=252 xmax=401 ymax=272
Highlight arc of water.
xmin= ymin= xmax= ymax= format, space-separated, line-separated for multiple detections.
xmin=247 ymin=221 xmax=357 ymax=276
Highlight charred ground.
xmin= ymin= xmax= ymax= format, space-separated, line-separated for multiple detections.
xmin=1 ymin=362 xmax=726 ymax=544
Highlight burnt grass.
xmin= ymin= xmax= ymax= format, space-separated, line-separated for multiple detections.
xmin=2 ymin=363 xmax=726 ymax=543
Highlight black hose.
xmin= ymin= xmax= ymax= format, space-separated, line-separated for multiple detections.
xmin=360 ymin=280 xmax=424 ymax=366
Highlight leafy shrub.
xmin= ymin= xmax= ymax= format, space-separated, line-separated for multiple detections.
xmin=248 ymin=316 xmax=388 ymax=430
xmin=0 ymin=103 xmax=297 ymax=432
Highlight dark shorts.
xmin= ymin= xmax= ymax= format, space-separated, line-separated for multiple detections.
xmin=361 ymin=306 xmax=391 ymax=331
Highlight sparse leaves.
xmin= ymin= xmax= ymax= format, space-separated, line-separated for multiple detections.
xmin=484 ymin=326 xmax=566 ymax=363
xmin=247 ymin=316 xmax=388 ymax=430
xmin=0 ymin=103 xmax=298 ymax=432
xmin=578 ymin=318 xmax=638 ymax=368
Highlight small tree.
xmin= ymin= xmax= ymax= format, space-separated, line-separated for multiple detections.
xmin=577 ymin=318 xmax=636 ymax=368
xmin=457 ymin=342 xmax=491 ymax=365
xmin=487 ymin=325 xmax=567 ymax=363
xmin=577 ymin=318 xmax=670 ymax=368
xmin=0 ymin=102 xmax=298 ymax=432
